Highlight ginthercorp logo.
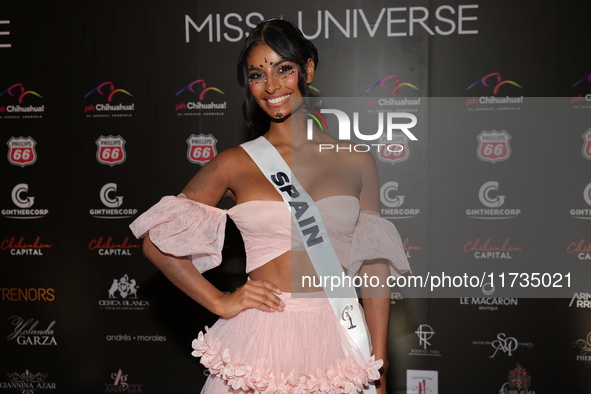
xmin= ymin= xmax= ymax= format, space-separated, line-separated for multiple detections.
xmin=98 ymin=274 xmax=149 ymax=310
xmin=2 ymin=184 xmax=49 ymax=219
xmin=566 ymin=239 xmax=591 ymax=260
xmin=1 ymin=236 xmax=52 ymax=256
xmin=569 ymin=293 xmax=591 ymax=308
xmin=463 ymin=238 xmax=522 ymax=259
xmin=466 ymin=181 xmax=521 ymax=219
xmin=104 ymin=369 xmax=142 ymax=393
xmin=0 ymin=370 xmax=57 ymax=391
xmin=582 ymin=129 xmax=591 ymax=160
xmin=88 ymin=236 xmax=141 ymax=256
xmin=380 ymin=181 xmax=420 ymax=219
xmin=0 ymin=83 xmax=44 ymax=119
xmin=569 ymin=182 xmax=591 ymax=220
xmin=499 ymin=364 xmax=534 ymax=394
xmin=84 ymin=82 xmax=134 ymax=118
xmin=187 ymin=134 xmax=218 ymax=165
xmin=96 ymin=135 xmax=126 ymax=166
xmin=0 ymin=288 xmax=55 ymax=302
xmin=7 ymin=136 xmax=37 ymax=167
xmin=7 ymin=315 xmax=57 ymax=346
xmin=476 ymin=130 xmax=511 ymax=163
xmin=411 ymin=324 xmax=440 ymax=356
xmin=175 ymin=79 xmax=226 ymax=116
xmin=310 ymin=109 xmax=416 ymax=153
xmin=465 ymin=73 xmax=524 ymax=109
xmin=366 ymin=75 xmax=419 ymax=97
xmin=89 ymin=183 xmax=137 ymax=219
xmin=573 ymin=332 xmax=591 ymax=362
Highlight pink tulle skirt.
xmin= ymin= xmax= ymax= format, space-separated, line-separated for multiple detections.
xmin=192 ymin=292 xmax=382 ymax=394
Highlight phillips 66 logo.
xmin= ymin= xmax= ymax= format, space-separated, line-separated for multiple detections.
xmin=377 ymin=132 xmax=409 ymax=164
xmin=96 ymin=135 xmax=126 ymax=166
xmin=187 ymin=134 xmax=217 ymax=165
xmin=7 ymin=136 xmax=37 ymax=167
xmin=476 ymin=130 xmax=511 ymax=163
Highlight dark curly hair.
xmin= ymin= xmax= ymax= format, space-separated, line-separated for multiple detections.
xmin=237 ymin=18 xmax=319 ymax=136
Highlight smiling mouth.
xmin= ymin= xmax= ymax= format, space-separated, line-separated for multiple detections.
xmin=267 ymin=94 xmax=290 ymax=104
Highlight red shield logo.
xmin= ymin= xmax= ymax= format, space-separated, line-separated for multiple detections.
xmin=96 ymin=135 xmax=126 ymax=166
xmin=187 ymin=134 xmax=217 ymax=165
xmin=377 ymin=133 xmax=408 ymax=164
xmin=582 ymin=129 xmax=591 ymax=160
xmin=477 ymin=130 xmax=511 ymax=163
xmin=7 ymin=136 xmax=37 ymax=167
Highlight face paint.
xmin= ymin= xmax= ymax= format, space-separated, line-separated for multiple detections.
xmin=275 ymin=112 xmax=284 ymax=118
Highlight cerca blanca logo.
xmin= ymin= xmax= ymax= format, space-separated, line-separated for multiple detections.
xmin=98 ymin=274 xmax=149 ymax=311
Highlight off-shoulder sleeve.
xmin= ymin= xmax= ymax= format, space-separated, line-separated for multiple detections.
xmin=129 ymin=194 xmax=227 ymax=273
xmin=348 ymin=211 xmax=411 ymax=277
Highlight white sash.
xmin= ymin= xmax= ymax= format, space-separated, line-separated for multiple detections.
xmin=241 ymin=136 xmax=376 ymax=394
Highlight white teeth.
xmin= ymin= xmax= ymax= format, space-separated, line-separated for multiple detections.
xmin=267 ymin=94 xmax=290 ymax=104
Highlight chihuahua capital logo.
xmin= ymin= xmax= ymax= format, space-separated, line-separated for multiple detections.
xmin=366 ymin=75 xmax=419 ymax=96
xmin=84 ymin=82 xmax=134 ymax=117
xmin=0 ymin=83 xmax=45 ymax=119
xmin=175 ymin=79 xmax=226 ymax=116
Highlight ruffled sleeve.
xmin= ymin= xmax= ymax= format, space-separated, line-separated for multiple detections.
xmin=129 ymin=194 xmax=227 ymax=273
xmin=348 ymin=211 xmax=411 ymax=277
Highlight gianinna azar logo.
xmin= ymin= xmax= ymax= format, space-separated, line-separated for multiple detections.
xmin=465 ymin=73 xmax=524 ymax=110
xmin=0 ymin=83 xmax=45 ymax=119
xmin=0 ymin=370 xmax=57 ymax=391
xmin=84 ymin=81 xmax=134 ymax=117
xmin=175 ymin=79 xmax=226 ymax=116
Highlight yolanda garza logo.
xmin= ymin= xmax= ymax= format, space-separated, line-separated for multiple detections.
xmin=566 ymin=239 xmax=591 ymax=260
xmin=175 ymin=79 xmax=226 ymax=117
xmin=459 ymin=297 xmax=518 ymax=311
xmin=569 ymin=293 xmax=591 ymax=308
xmin=7 ymin=315 xmax=57 ymax=346
xmin=7 ymin=136 xmax=37 ymax=167
xmin=0 ymin=370 xmax=57 ymax=391
xmin=89 ymin=183 xmax=137 ymax=219
xmin=499 ymin=364 xmax=535 ymax=394
xmin=402 ymin=237 xmax=422 ymax=259
xmin=582 ymin=129 xmax=591 ymax=160
xmin=406 ymin=370 xmax=438 ymax=394
xmin=96 ymin=135 xmax=126 ymax=166
xmin=477 ymin=130 xmax=511 ymax=163
xmin=0 ymin=288 xmax=55 ymax=302
xmin=98 ymin=274 xmax=149 ymax=310
xmin=465 ymin=73 xmax=523 ymax=111
xmin=88 ymin=236 xmax=140 ymax=256
xmin=569 ymin=182 xmax=591 ymax=220
xmin=187 ymin=134 xmax=218 ymax=164
xmin=105 ymin=369 xmax=142 ymax=392
xmin=571 ymin=73 xmax=591 ymax=109
xmin=573 ymin=332 xmax=591 ymax=362
xmin=2 ymin=184 xmax=49 ymax=219
xmin=380 ymin=181 xmax=420 ymax=219
xmin=84 ymin=81 xmax=134 ymax=118
xmin=466 ymin=181 xmax=521 ymax=219
xmin=463 ymin=238 xmax=522 ymax=259
xmin=410 ymin=324 xmax=441 ymax=357
xmin=1 ymin=236 xmax=52 ymax=256
xmin=0 ymin=83 xmax=44 ymax=119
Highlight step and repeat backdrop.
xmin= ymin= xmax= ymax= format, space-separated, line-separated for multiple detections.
xmin=1 ymin=1 xmax=590 ymax=393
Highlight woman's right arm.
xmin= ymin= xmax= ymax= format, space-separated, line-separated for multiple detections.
xmin=140 ymin=149 xmax=285 ymax=318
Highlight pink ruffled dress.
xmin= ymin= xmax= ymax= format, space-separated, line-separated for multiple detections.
xmin=130 ymin=194 xmax=410 ymax=394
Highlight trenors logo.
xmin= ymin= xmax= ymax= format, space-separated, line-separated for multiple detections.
xmin=2 ymin=184 xmax=49 ymax=219
xmin=465 ymin=73 xmax=524 ymax=107
xmin=307 ymin=108 xmax=417 ymax=153
xmin=84 ymin=82 xmax=134 ymax=116
xmin=476 ymin=130 xmax=511 ymax=163
xmin=96 ymin=135 xmax=126 ymax=166
xmin=366 ymin=75 xmax=419 ymax=96
xmin=7 ymin=136 xmax=37 ymax=167
xmin=175 ymin=79 xmax=227 ymax=115
xmin=466 ymin=181 xmax=521 ymax=219
xmin=0 ymin=84 xmax=44 ymax=116
xmin=380 ymin=181 xmax=420 ymax=219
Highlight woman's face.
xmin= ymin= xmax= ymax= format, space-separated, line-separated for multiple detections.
xmin=246 ymin=44 xmax=313 ymax=120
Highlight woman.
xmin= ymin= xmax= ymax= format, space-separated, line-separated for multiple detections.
xmin=130 ymin=18 xmax=410 ymax=394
